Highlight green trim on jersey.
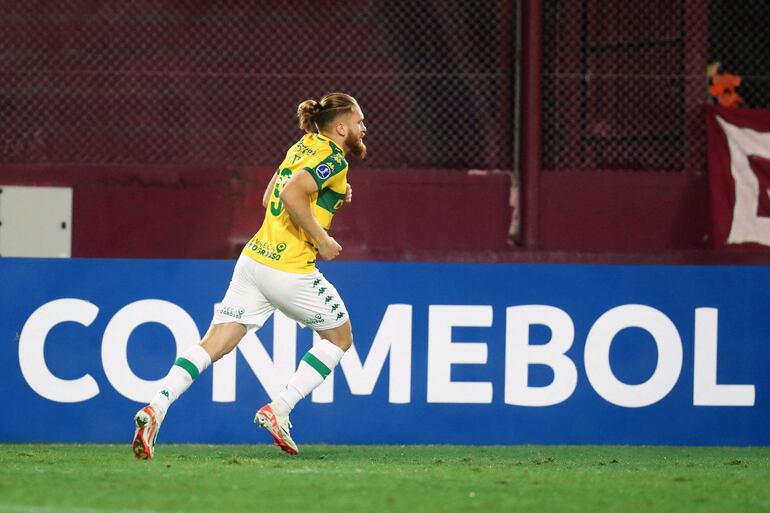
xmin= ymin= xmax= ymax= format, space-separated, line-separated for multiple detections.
xmin=316 ymin=134 xmax=343 ymax=153
xmin=306 ymin=143 xmax=348 ymax=190
xmin=316 ymin=188 xmax=346 ymax=214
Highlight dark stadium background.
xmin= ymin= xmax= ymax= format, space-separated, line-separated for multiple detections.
xmin=1 ymin=0 xmax=769 ymax=260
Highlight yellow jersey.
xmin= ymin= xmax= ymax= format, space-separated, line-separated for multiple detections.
xmin=243 ymin=133 xmax=349 ymax=274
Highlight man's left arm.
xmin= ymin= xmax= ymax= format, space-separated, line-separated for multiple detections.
xmin=262 ymin=171 xmax=279 ymax=208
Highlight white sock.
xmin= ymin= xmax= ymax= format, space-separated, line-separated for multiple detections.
xmin=274 ymin=339 xmax=344 ymax=414
xmin=150 ymin=344 xmax=212 ymax=416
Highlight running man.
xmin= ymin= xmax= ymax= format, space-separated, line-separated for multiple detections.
xmin=132 ymin=92 xmax=367 ymax=458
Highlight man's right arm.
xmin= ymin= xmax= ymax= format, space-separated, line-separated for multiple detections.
xmin=279 ymin=171 xmax=342 ymax=260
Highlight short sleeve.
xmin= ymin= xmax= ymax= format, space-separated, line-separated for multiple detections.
xmin=305 ymin=152 xmax=348 ymax=191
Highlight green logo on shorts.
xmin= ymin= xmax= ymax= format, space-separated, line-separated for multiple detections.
xmin=217 ymin=306 xmax=245 ymax=319
xmin=304 ymin=313 xmax=324 ymax=325
xmin=276 ymin=243 xmax=287 ymax=253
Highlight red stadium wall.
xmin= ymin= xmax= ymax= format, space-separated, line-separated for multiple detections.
xmin=538 ymin=170 xmax=710 ymax=251
xmin=0 ymin=166 xmax=235 ymax=259
xmin=0 ymin=166 xmax=512 ymax=260
xmin=5 ymin=165 xmax=770 ymax=263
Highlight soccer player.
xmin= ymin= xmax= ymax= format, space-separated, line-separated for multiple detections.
xmin=132 ymin=92 xmax=367 ymax=459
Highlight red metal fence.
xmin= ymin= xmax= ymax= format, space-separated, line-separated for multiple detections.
xmin=0 ymin=1 xmax=514 ymax=170
xmin=541 ymin=0 xmax=770 ymax=173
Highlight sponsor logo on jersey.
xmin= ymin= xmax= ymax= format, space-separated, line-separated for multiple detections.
xmin=315 ymin=164 xmax=332 ymax=179
xmin=296 ymin=141 xmax=316 ymax=155
xmin=332 ymin=154 xmax=344 ymax=166
xmin=246 ymin=239 xmax=283 ymax=261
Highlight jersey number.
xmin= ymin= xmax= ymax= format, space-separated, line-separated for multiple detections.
xmin=270 ymin=168 xmax=293 ymax=216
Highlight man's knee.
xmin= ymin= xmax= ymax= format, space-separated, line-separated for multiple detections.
xmin=321 ymin=322 xmax=353 ymax=351
xmin=334 ymin=331 xmax=353 ymax=351
xmin=200 ymin=323 xmax=246 ymax=362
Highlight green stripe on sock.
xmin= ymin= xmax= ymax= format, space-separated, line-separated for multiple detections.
xmin=302 ymin=352 xmax=331 ymax=378
xmin=174 ymin=357 xmax=200 ymax=380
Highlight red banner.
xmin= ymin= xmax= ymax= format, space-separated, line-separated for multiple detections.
xmin=706 ymin=105 xmax=770 ymax=249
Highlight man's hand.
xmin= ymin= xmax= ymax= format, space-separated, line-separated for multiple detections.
xmin=318 ymin=234 xmax=342 ymax=261
xmin=345 ymin=183 xmax=353 ymax=203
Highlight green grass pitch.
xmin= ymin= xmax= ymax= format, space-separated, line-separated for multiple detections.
xmin=0 ymin=444 xmax=768 ymax=513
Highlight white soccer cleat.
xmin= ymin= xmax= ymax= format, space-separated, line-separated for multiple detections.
xmin=254 ymin=402 xmax=299 ymax=456
xmin=132 ymin=405 xmax=164 ymax=460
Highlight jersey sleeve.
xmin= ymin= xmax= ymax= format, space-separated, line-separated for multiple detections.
xmin=304 ymin=151 xmax=348 ymax=191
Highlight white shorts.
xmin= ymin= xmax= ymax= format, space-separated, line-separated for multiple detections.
xmin=211 ymin=255 xmax=350 ymax=332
